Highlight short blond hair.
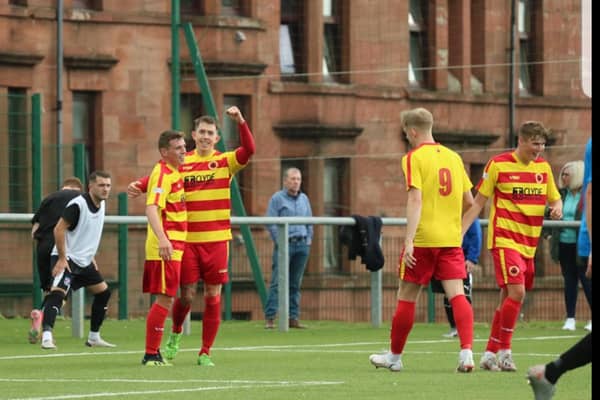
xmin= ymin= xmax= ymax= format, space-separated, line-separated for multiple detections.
xmin=400 ymin=107 xmax=433 ymax=134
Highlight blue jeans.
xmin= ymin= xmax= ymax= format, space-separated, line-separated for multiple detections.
xmin=264 ymin=241 xmax=310 ymax=320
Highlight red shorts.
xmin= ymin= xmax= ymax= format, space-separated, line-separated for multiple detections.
xmin=398 ymin=246 xmax=466 ymax=285
xmin=491 ymin=247 xmax=535 ymax=290
xmin=181 ymin=241 xmax=230 ymax=286
xmin=143 ymin=259 xmax=181 ymax=297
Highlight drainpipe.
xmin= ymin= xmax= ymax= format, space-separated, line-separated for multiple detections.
xmin=508 ymin=0 xmax=516 ymax=148
xmin=56 ymin=0 xmax=64 ymax=187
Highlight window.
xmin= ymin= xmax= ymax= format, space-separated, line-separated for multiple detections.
xmin=223 ymin=95 xmax=251 ymax=212
xmin=8 ymin=88 xmax=28 ymax=213
xmin=221 ymin=0 xmax=248 ymax=16
xmin=470 ymin=0 xmax=485 ymax=93
xmin=323 ymin=0 xmax=345 ymax=83
xmin=323 ymin=158 xmax=349 ymax=272
xmin=72 ymin=92 xmax=97 ymax=177
xmin=408 ymin=0 xmax=428 ymax=87
xmin=180 ymin=92 xmax=204 ymax=150
xmin=9 ymin=0 xmax=27 ymax=6
xmin=518 ymin=0 xmax=541 ymax=95
xmin=181 ymin=0 xmax=204 ymax=15
xmin=280 ymin=0 xmax=306 ymax=80
xmin=72 ymin=0 xmax=101 ymax=10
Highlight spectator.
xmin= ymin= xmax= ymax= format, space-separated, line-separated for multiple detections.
xmin=545 ymin=160 xmax=591 ymax=331
xmin=264 ymin=167 xmax=313 ymax=329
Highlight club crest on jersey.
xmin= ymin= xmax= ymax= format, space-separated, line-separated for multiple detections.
xmin=535 ymin=173 xmax=543 ymax=184
xmin=208 ymin=160 xmax=218 ymax=170
xmin=508 ymin=265 xmax=520 ymax=277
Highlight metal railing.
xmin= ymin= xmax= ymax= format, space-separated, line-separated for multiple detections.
xmin=0 ymin=212 xmax=580 ymax=334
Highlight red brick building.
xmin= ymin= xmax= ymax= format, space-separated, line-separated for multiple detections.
xmin=0 ymin=1 xmax=591 ymax=321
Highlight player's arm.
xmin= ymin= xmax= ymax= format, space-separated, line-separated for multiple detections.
xmin=52 ymin=217 xmax=72 ymax=275
xmin=127 ymin=176 xmax=150 ymax=198
xmin=547 ymin=198 xmax=563 ymax=220
xmin=403 ymin=186 xmax=422 ymax=268
xmin=31 ymin=222 xmax=39 ymax=239
xmin=462 ymin=193 xmax=487 ymax=237
xmin=227 ymin=106 xmax=255 ymax=164
xmin=146 ymin=204 xmax=173 ymax=261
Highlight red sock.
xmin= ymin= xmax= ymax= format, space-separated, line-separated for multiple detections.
xmin=145 ymin=303 xmax=169 ymax=354
xmin=486 ymin=309 xmax=502 ymax=353
xmin=390 ymin=300 xmax=415 ymax=355
xmin=171 ymin=297 xmax=191 ymax=334
xmin=450 ymin=294 xmax=473 ymax=350
xmin=200 ymin=295 xmax=221 ymax=355
xmin=498 ymin=297 xmax=521 ymax=350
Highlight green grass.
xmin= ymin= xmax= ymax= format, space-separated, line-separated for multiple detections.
xmin=0 ymin=318 xmax=591 ymax=400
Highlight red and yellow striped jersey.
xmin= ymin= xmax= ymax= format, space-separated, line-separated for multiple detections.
xmin=476 ymin=151 xmax=560 ymax=258
xmin=180 ymin=149 xmax=246 ymax=243
xmin=145 ymin=160 xmax=187 ymax=260
xmin=402 ymin=143 xmax=472 ymax=247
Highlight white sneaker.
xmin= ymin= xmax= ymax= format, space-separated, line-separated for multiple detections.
xmin=369 ymin=353 xmax=403 ymax=372
xmin=85 ymin=337 xmax=116 ymax=347
xmin=442 ymin=328 xmax=458 ymax=338
xmin=480 ymin=351 xmax=501 ymax=371
xmin=498 ymin=350 xmax=517 ymax=372
xmin=584 ymin=320 xmax=592 ymax=332
xmin=457 ymin=349 xmax=474 ymax=373
xmin=41 ymin=337 xmax=56 ymax=350
xmin=561 ymin=318 xmax=576 ymax=331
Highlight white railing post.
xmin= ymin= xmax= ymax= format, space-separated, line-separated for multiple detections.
xmin=277 ymin=223 xmax=290 ymax=332
xmin=370 ymin=269 xmax=382 ymax=327
xmin=71 ymin=289 xmax=84 ymax=338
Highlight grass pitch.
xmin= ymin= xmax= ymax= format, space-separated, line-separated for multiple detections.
xmin=0 ymin=318 xmax=591 ymax=400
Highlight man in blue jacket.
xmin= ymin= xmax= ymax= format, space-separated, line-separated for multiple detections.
xmin=264 ymin=167 xmax=313 ymax=329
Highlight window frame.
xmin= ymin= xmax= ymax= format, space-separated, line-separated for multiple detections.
xmin=408 ymin=0 xmax=428 ymax=87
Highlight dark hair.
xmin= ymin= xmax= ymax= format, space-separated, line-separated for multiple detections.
xmin=193 ymin=115 xmax=218 ymax=131
xmin=158 ymin=130 xmax=185 ymax=150
xmin=89 ymin=171 xmax=111 ymax=182
xmin=61 ymin=176 xmax=83 ymax=191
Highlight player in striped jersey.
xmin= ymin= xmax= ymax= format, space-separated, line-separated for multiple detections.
xmin=129 ymin=106 xmax=255 ymax=366
xmin=462 ymin=121 xmax=563 ymax=372
xmin=141 ymin=130 xmax=187 ymax=366
xmin=369 ymin=107 xmax=476 ymax=373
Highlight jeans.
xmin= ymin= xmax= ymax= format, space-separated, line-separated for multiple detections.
xmin=264 ymin=241 xmax=310 ymax=320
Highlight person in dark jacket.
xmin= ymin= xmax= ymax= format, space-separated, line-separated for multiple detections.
xmin=28 ymin=176 xmax=83 ymax=344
